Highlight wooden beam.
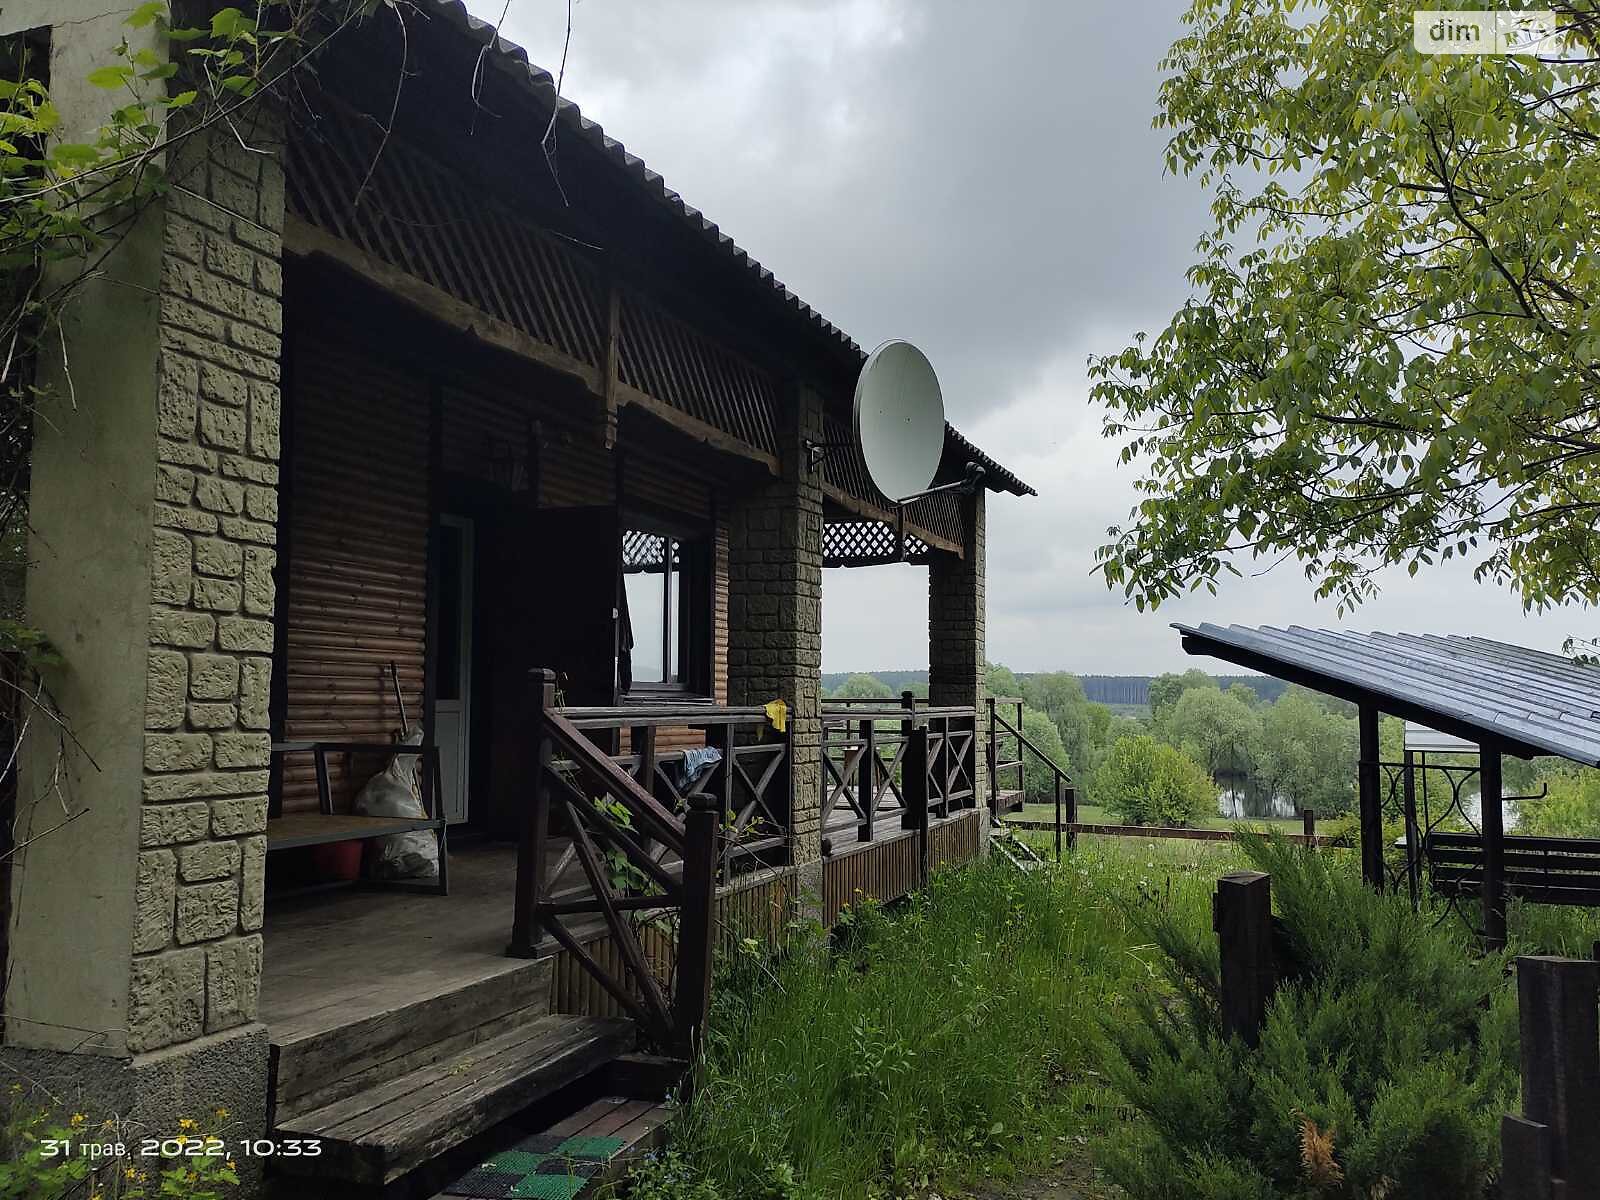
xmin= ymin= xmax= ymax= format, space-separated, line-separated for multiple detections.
xmin=285 ymin=215 xmax=603 ymax=394
xmin=603 ymin=282 xmax=621 ymax=449
xmin=615 ymin=381 xmax=778 ymax=472
xmin=1358 ymin=703 xmax=1383 ymax=891
xmin=1482 ymin=748 xmax=1507 ymax=950
xmin=285 ymin=216 xmax=779 ymax=475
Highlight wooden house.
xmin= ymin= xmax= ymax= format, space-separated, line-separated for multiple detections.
xmin=5 ymin=1 xmax=1033 ymax=1191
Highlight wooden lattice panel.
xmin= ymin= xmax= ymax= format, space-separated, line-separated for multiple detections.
xmin=823 ymin=520 xmax=932 ymax=568
xmin=288 ymin=105 xmax=608 ymax=369
xmin=617 ymin=294 xmax=778 ymax=455
xmin=622 ymin=529 xmax=679 ymax=573
xmin=288 ymin=100 xmax=780 ymax=460
xmin=819 ymin=412 xmax=962 ymax=547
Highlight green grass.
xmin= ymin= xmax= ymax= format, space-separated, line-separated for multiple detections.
xmin=638 ymin=846 xmax=1231 ymax=1198
xmin=628 ymin=834 xmax=1600 ymax=1200
xmin=1015 ymin=801 xmax=1308 ymax=834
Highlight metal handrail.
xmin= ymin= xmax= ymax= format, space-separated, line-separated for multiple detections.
xmin=988 ymin=701 xmax=1076 ymax=860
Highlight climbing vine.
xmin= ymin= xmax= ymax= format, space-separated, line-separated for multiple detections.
xmin=0 ymin=0 xmax=377 ymax=963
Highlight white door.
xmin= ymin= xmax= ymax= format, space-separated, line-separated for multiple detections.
xmin=434 ymin=516 xmax=473 ymax=825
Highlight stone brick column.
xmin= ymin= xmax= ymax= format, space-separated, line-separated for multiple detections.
xmin=928 ymin=488 xmax=988 ymax=841
xmin=727 ymin=383 xmax=824 ymax=879
xmin=6 ymin=5 xmax=284 ymax=1143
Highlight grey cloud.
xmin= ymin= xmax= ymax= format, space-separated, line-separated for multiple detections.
xmin=487 ymin=0 xmax=1591 ymax=674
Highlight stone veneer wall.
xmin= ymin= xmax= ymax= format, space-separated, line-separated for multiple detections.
xmin=928 ymin=489 xmax=988 ymax=824
xmin=131 ymin=111 xmax=285 ymax=1054
xmin=726 ymin=384 xmax=825 ymax=869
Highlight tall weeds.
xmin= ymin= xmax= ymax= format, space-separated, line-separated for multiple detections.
xmin=653 ymin=851 xmax=1210 ymax=1197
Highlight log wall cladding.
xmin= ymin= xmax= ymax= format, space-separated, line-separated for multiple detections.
xmin=279 ymin=330 xmax=430 ymax=813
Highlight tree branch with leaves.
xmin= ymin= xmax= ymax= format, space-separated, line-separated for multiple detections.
xmin=1092 ymin=0 xmax=1600 ymax=616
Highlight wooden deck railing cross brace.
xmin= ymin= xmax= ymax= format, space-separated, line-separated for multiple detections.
xmin=509 ymin=669 xmax=719 ymax=1058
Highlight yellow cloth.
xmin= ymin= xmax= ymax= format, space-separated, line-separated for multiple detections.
xmin=764 ymin=699 xmax=788 ymax=734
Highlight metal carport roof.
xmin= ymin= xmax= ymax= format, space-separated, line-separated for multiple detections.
xmin=1172 ymin=624 xmax=1600 ymax=765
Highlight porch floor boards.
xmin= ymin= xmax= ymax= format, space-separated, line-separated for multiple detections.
xmin=262 ymin=842 xmax=584 ymax=1045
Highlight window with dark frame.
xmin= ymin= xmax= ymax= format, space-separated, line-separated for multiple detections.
xmin=620 ymin=526 xmax=711 ymax=696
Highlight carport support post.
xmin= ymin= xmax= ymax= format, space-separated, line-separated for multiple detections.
xmin=1481 ymin=747 xmax=1507 ymax=950
xmin=1358 ymin=703 xmax=1384 ymax=890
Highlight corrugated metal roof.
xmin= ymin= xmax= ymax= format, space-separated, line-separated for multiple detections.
xmin=1404 ymin=721 xmax=1478 ymax=754
xmin=1173 ymin=624 xmax=1600 ymax=765
xmin=413 ymin=0 xmax=1034 ymax=497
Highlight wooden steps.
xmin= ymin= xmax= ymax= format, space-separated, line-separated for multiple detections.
xmin=274 ymin=1014 xmax=636 ymax=1186
xmin=433 ymin=1094 xmax=674 ymax=1199
xmin=270 ymin=956 xmax=554 ymax=1124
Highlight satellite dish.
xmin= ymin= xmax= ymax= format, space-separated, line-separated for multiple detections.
xmin=853 ymin=340 xmax=946 ymax=502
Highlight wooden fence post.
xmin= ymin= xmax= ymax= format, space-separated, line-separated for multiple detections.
xmin=858 ymin=718 xmax=875 ymax=842
xmin=986 ymin=696 xmax=998 ymax=814
xmin=1301 ymin=808 xmax=1316 ymax=845
xmin=1053 ymin=775 xmax=1063 ymax=863
xmin=509 ymin=668 xmax=557 ymax=958
xmin=1503 ymin=956 xmax=1600 ymax=1197
xmin=1499 ymin=1116 xmax=1554 ymax=1200
xmin=1213 ymin=871 xmax=1276 ymax=1047
xmin=1065 ymin=785 xmax=1078 ymax=851
xmin=674 ymin=793 xmax=720 ymax=1067
xmin=903 ymin=726 xmax=930 ymax=887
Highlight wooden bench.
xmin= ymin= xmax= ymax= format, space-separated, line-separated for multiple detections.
xmin=1428 ymin=831 xmax=1600 ymax=906
xmin=269 ymin=741 xmax=449 ymax=894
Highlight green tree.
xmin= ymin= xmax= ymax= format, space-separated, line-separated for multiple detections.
xmin=1092 ymin=1 xmax=1600 ymax=614
xmin=1225 ymin=682 xmax=1259 ymax=708
xmin=1516 ymin=765 xmax=1600 ymax=838
xmin=1257 ymin=692 xmax=1358 ymax=815
xmin=1092 ymin=734 xmax=1217 ymax=827
xmin=832 ymin=673 xmax=893 ymax=700
xmin=1164 ymin=685 xmax=1263 ymax=780
xmin=1018 ymin=672 xmax=1116 ymax=782
xmin=985 ymin=662 xmax=1023 ymax=699
xmin=1019 ymin=707 xmax=1070 ymax=805
xmin=1146 ymin=668 xmax=1216 ymax=717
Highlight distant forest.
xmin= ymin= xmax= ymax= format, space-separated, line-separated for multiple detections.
xmin=821 ymin=671 xmax=1288 ymax=707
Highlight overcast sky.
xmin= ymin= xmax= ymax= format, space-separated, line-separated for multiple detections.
xmin=486 ymin=0 xmax=1580 ymax=674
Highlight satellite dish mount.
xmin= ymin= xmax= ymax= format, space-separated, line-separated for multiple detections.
xmin=807 ymin=340 xmax=985 ymax=515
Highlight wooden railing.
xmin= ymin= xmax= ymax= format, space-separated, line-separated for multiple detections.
xmin=819 ymin=694 xmax=978 ymax=856
xmin=509 ymin=671 xmax=743 ymax=1057
xmin=987 ymin=699 xmax=1077 ymax=859
xmin=986 ymin=695 xmax=1026 ymax=813
xmin=562 ymin=704 xmax=793 ymax=881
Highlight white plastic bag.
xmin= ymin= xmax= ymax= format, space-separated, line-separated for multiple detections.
xmin=353 ymin=729 xmax=440 ymax=881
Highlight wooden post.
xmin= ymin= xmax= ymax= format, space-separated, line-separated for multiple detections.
xmin=1513 ymin=956 xmax=1600 ymax=1196
xmin=903 ymin=726 xmax=930 ymax=886
xmin=1065 ymin=785 xmax=1078 ymax=851
xmin=1213 ymin=871 xmax=1276 ymax=1047
xmin=632 ymin=724 xmax=655 ymax=792
xmin=1402 ymin=748 xmax=1420 ymax=909
xmin=1500 ymin=1115 xmax=1555 ymax=1200
xmin=1301 ymin=808 xmax=1316 ymax=845
xmin=986 ymin=696 xmax=998 ymax=814
xmin=1053 ymin=774 xmax=1063 ymax=863
xmin=715 ymin=723 xmax=735 ymax=884
xmin=674 ymin=793 xmax=720 ymax=1067
xmin=509 ymin=669 xmax=557 ymax=957
xmin=1358 ymin=703 xmax=1383 ymax=890
xmin=1482 ymin=748 xmax=1508 ymax=951
xmin=858 ymin=718 xmax=875 ymax=842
